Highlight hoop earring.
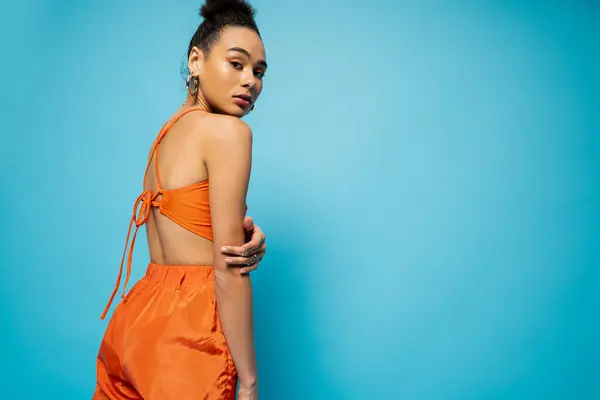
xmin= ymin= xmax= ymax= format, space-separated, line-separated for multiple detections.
xmin=186 ymin=72 xmax=199 ymax=96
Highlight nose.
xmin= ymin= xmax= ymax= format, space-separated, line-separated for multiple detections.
xmin=241 ymin=71 xmax=257 ymax=90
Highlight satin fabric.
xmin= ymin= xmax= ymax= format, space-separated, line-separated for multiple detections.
xmin=94 ymin=263 xmax=237 ymax=399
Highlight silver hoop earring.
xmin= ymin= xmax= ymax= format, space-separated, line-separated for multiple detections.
xmin=186 ymin=72 xmax=199 ymax=96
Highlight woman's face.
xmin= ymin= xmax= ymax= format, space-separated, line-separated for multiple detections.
xmin=190 ymin=26 xmax=267 ymax=117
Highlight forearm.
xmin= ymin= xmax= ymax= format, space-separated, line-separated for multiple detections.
xmin=214 ymin=268 xmax=257 ymax=384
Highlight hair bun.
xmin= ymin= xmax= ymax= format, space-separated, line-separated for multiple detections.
xmin=200 ymin=0 xmax=255 ymax=21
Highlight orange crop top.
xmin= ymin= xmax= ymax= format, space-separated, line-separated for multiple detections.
xmin=101 ymin=107 xmax=217 ymax=320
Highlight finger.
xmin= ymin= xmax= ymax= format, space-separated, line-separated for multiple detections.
xmin=248 ymin=241 xmax=266 ymax=255
xmin=239 ymin=241 xmax=263 ymax=255
xmin=243 ymin=215 xmax=254 ymax=231
xmin=240 ymin=229 xmax=265 ymax=252
xmin=221 ymin=245 xmax=262 ymax=257
xmin=225 ymin=251 xmax=264 ymax=266
xmin=220 ymin=245 xmax=253 ymax=256
xmin=224 ymin=255 xmax=253 ymax=266
xmin=239 ymin=255 xmax=263 ymax=274
xmin=238 ymin=241 xmax=263 ymax=256
xmin=239 ymin=263 xmax=258 ymax=275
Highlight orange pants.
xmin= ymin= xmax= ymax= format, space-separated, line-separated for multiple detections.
xmin=93 ymin=263 xmax=237 ymax=399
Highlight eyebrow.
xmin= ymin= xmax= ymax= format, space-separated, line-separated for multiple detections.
xmin=228 ymin=47 xmax=268 ymax=69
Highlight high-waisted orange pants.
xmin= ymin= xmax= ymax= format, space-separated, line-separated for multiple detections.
xmin=93 ymin=263 xmax=237 ymax=399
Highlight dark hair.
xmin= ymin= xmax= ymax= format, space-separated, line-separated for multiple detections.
xmin=188 ymin=0 xmax=260 ymax=57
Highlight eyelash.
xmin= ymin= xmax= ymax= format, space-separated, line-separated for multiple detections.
xmin=230 ymin=61 xmax=265 ymax=79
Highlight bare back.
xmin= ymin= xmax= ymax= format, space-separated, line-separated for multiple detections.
xmin=144 ymin=107 xmax=214 ymax=266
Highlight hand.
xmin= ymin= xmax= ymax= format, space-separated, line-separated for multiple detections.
xmin=220 ymin=216 xmax=266 ymax=275
xmin=238 ymin=382 xmax=258 ymax=400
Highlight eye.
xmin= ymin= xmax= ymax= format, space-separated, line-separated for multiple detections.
xmin=230 ymin=61 xmax=243 ymax=70
xmin=254 ymin=70 xmax=265 ymax=79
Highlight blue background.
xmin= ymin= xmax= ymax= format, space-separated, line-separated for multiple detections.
xmin=1 ymin=1 xmax=599 ymax=398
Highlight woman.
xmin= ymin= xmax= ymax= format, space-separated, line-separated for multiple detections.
xmin=94 ymin=1 xmax=267 ymax=398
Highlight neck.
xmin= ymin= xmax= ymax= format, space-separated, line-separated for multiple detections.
xmin=184 ymin=94 xmax=213 ymax=113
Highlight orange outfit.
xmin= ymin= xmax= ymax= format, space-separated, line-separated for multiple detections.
xmin=94 ymin=107 xmax=237 ymax=399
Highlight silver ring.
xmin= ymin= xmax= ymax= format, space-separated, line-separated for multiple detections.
xmin=252 ymin=254 xmax=259 ymax=264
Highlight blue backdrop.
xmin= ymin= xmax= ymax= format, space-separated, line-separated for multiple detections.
xmin=1 ymin=1 xmax=599 ymax=398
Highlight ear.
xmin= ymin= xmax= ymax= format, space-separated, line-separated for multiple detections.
xmin=187 ymin=46 xmax=206 ymax=75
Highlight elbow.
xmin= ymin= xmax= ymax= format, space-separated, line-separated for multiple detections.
xmin=213 ymin=267 xmax=251 ymax=297
xmin=213 ymin=263 xmax=248 ymax=287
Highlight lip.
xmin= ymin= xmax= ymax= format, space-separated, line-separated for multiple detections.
xmin=233 ymin=94 xmax=252 ymax=108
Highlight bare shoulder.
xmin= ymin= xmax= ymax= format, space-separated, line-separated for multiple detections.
xmin=200 ymin=114 xmax=253 ymax=172
xmin=195 ymin=113 xmax=253 ymax=144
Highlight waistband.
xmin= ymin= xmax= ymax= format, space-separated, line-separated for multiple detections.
xmin=144 ymin=262 xmax=215 ymax=286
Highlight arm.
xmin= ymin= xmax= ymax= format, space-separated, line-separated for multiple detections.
xmin=204 ymin=117 xmax=257 ymax=387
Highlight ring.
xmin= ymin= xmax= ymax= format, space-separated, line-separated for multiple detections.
xmin=253 ymin=254 xmax=259 ymax=264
